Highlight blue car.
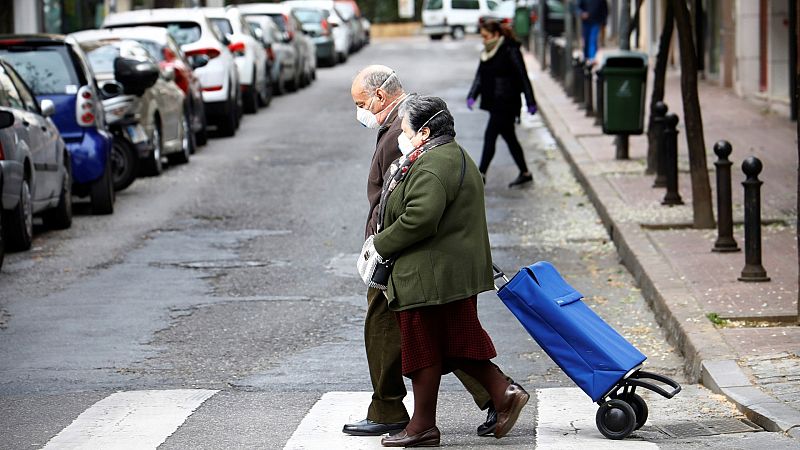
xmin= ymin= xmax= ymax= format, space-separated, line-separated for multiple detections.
xmin=0 ymin=35 xmax=115 ymax=214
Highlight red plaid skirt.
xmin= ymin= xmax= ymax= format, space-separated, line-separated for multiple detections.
xmin=396 ymin=296 xmax=497 ymax=375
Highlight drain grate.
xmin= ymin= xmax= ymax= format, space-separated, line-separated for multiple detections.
xmin=657 ymin=419 xmax=762 ymax=438
xmin=158 ymin=260 xmax=274 ymax=270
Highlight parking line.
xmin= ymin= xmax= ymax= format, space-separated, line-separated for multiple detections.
xmin=42 ymin=389 xmax=218 ymax=449
xmin=535 ymin=388 xmax=658 ymax=449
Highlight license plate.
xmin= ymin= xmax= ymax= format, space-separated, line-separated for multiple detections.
xmin=126 ymin=124 xmax=148 ymax=144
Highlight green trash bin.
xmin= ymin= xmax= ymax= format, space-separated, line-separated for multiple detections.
xmin=601 ymin=51 xmax=648 ymax=135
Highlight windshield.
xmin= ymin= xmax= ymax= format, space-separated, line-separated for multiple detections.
xmin=0 ymin=46 xmax=81 ymax=95
xmin=425 ymin=0 xmax=443 ymax=10
xmin=293 ymin=9 xmax=324 ymax=24
xmin=81 ymin=40 xmax=153 ymax=75
xmin=113 ymin=22 xmax=202 ymax=46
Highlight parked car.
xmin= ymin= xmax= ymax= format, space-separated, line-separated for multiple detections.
xmin=88 ymin=26 xmax=208 ymax=150
xmin=479 ymin=0 xmax=516 ymax=27
xmin=528 ymin=0 xmax=566 ymax=37
xmin=334 ymin=0 xmax=366 ymax=52
xmin=422 ymin=0 xmax=501 ymax=40
xmin=238 ymin=3 xmax=306 ymax=92
xmin=71 ymin=30 xmax=189 ymax=188
xmin=0 ymin=59 xmax=72 ymax=254
xmin=281 ymin=1 xmax=351 ymax=64
xmin=103 ymin=9 xmax=242 ymax=137
xmin=246 ymin=15 xmax=294 ymax=94
xmin=360 ymin=16 xmax=371 ymax=45
xmin=0 ymin=35 xmax=115 ymax=215
xmin=204 ymin=7 xmax=271 ymax=114
xmin=290 ymin=6 xmax=336 ymax=68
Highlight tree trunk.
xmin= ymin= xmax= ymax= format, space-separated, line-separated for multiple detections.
xmin=671 ymin=0 xmax=715 ymax=229
xmin=646 ymin=2 xmax=674 ymax=174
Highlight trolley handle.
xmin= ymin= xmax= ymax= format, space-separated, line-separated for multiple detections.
xmin=492 ymin=263 xmax=510 ymax=291
xmin=629 ymin=370 xmax=682 ymax=399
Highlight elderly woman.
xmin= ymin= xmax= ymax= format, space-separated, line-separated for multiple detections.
xmin=372 ymin=95 xmax=528 ymax=447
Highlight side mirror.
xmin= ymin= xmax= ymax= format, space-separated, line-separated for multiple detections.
xmin=39 ymin=99 xmax=55 ymax=117
xmin=161 ymin=65 xmax=175 ymax=82
xmin=190 ymin=54 xmax=210 ymax=69
xmin=100 ymin=81 xmax=123 ymax=99
xmin=114 ymin=56 xmax=159 ymax=96
xmin=0 ymin=110 xmax=14 ymax=129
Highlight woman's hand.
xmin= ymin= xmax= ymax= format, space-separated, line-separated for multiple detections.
xmin=527 ymin=104 xmax=538 ymax=115
xmin=467 ymin=98 xmax=476 ymax=110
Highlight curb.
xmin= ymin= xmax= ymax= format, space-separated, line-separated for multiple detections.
xmin=525 ymin=53 xmax=800 ymax=438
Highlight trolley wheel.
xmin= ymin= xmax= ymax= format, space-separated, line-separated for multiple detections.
xmin=620 ymin=393 xmax=648 ymax=430
xmin=596 ymin=399 xmax=636 ymax=440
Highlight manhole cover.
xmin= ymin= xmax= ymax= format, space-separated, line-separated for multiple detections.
xmin=163 ymin=260 xmax=273 ymax=270
xmin=657 ymin=419 xmax=761 ymax=438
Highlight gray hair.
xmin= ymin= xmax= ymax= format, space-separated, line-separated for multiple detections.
xmin=360 ymin=66 xmax=404 ymax=96
xmin=399 ymin=95 xmax=456 ymax=139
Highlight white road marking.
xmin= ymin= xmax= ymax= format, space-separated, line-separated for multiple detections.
xmin=535 ymin=388 xmax=658 ymax=449
xmin=284 ymin=392 xmax=414 ymax=450
xmin=42 ymin=389 xmax=218 ymax=450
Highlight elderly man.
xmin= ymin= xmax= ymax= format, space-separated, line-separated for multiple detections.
xmin=345 ymin=65 xmax=509 ymax=438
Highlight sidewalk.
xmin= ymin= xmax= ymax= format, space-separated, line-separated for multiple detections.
xmin=524 ymin=50 xmax=800 ymax=438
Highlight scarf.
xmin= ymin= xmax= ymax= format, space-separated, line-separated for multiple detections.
xmin=376 ymin=134 xmax=455 ymax=232
xmin=480 ymin=36 xmax=504 ymax=62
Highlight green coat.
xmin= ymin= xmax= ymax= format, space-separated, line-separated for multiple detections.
xmin=373 ymin=140 xmax=494 ymax=312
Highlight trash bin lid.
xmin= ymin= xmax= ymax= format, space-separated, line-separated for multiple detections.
xmin=600 ymin=50 xmax=648 ymax=69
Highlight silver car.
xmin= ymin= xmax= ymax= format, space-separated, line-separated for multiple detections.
xmin=0 ymin=59 xmax=72 ymax=260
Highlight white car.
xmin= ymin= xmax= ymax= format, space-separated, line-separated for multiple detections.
xmin=204 ymin=7 xmax=270 ymax=114
xmin=422 ymin=0 xmax=501 ymax=40
xmin=103 ymin=9 xmax=242 ymax=137
xmin=282 ymin=0 xmax=351 ymax=63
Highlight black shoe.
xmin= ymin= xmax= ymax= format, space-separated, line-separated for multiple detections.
xmin=508 ymin=173 xmax=533 ymax=188
xmin=342 ymin=419 xmax=409 ymax=436
xmin=476 ymin=403 xmax=497 ymax=436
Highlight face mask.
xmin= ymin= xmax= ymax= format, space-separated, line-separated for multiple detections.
xmin=397 ymin=133 xmax=415 ymax=155
xmin=483 ymin=36 xmax=500 ymax=51
xmin=356 ymin=72 xmax=396 ymax=129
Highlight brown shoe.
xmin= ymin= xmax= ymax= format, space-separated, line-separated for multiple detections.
xmin=494 ymin=384 xmax=530 ymax=439
xmin=381 ymin=426 xmax=440 ymax=447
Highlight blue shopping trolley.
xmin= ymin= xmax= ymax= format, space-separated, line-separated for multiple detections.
xmin=493 ymin=261 xmax=681 ymax=440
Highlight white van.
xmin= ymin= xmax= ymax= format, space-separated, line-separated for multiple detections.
xmin=422 ymin=0 xmax=500 ymax=40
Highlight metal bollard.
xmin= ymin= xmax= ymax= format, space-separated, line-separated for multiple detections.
xmin=549 ymin=39 xmax=558 ymax=79
xmin=738 ymin=157 xmax=770 ymax=282
xmin=572 ymin=58 xmax=585 ymax=103
xmin=712 ymin=141 xmax=740 ymax=252
xmin=652 ymin=102 xmax=669 ymax=188
xmin=661 ymin=113 xmax=684 ymax=205
xmin=594 ymin=69 xmax=604 ymax=127
xmin=584 ymin=64 xmax=594 ymax=116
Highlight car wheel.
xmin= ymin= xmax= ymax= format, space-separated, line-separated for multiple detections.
xmin=168 ymin=113 xmax=192 ymax=165
xmin=195 ymin=107 xmax=208 ymax=146
xmin=111 ymin=137 xmax=138 ymax=191
xmin=0 ymin=200 xmax=4 ymax=271
xmin=243 ymin=69 xmax=259 ymax=114
xmin=259 ymin=69 xmax=273 ymax=108
xmin=217 ymin=94 xmax=237 ymax=137
xmin=451 ymin=26 xmax=465 ymax=40
xmin=430 ymin=34 xmax=445 ymax=41
xmin=90 ymin=156 xmax=115 ymax=215
xmin=338 ymin=51 xmax=348 ymax=63
xmin=3 ymin=178 xmax=33 ymax=251
xmin=43 ymin=158 xmax=72 ymax=230
xmin=141 ymin=122 xmax=164 ymax=176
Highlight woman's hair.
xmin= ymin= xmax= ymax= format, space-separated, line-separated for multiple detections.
xmin=480 ymin=19 xmax=518 ymax=43
xmin=399 ymin=95 xmax=456 ymax=139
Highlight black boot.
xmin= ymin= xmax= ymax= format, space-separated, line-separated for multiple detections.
xmin=508 ymin=173 xmax=533 ymax=188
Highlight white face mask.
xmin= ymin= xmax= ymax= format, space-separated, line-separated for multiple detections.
xmin=397 ymin=133 xmax=416 ymax=155
xmin=356 ymin=72 xmax=396 ymax=129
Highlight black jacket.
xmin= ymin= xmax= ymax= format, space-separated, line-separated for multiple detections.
xmin=468 ymin=39 xmax=536 ymax=117
xmin=577 ymin=0 xmax=609 ymax=25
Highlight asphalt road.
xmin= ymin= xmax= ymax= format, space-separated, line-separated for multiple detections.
xmin=0 ymin=36 xmax=796 ymax=449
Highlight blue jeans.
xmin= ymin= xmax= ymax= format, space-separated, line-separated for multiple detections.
xmin=582 ymin=22 xmax=601 ymax=61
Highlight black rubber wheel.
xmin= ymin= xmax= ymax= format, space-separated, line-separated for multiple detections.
xmin=141 ymin=122 xmax=164 ymax=176
xmin=451 ymin=26 xmax=465 ymax=40
xmin=0 ymin=199 xmax=4 ymax=271
xmin=217 ymin=94 xmax=237 ymax=137
xmin=620 ymin=393 xmax=648 ymax=430
xmin=111 ymin=136 xmax=138 ymax=191
xmin=274 ymin=71 xmax=287 ymax=95
xmin=430 ymin=34 xmax=444 ymax=41
xmin=4 ymin=178 xmax=33 ymax=251
xmin=90 ymin=156 xmax=115 ymax=215
xmin=243 ymin=71 xmax=258 ymax=114
xmin=595 ymin=399 xmax=636 ymax=440
xmin=259 ymin=68 xmax=273 ymax=107
xmin=168 ymin=113 xmax=192 ymax=165
xmin=194 ymin=96 xmax=208 ymax=147
xmin=43 ymin=158 xmax=72 ymax=230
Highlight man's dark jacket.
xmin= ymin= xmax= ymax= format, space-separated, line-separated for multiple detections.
xmin=468 ymin=39 xmax=536 ymax=118
xmin=365 ymin=101 xmax=403 ymax=239
xmin=577 ymin=0 xmax=609 ymax=25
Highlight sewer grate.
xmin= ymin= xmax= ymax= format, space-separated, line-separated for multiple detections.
xmin=657 ymin=419 xmax=762 ymax=438
xmin=156 ymin=260 xmax=278 ymax=270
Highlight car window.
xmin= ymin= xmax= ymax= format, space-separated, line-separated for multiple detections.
xmin=293 ymin=8 xmax=323 ymax=24
xmin=239 ymin=16 xmax=256 ymax=38
xmin=496 ymin=1 xmax=515 ymax=14
xmin=132 ymin=39 xmax=165 ymax=62
xmin=267 ymin=14 xmax=288 ymax=32
xmin=5 ymin=65 xmax=39 ymax=113
xmin=453 ymin=0 xmax=480 ymax=9
xmin=82 ymin=42 xmax=121 ymax=74
xmin=488 ymin=0 xmax=501 ymax=11
xmin=0 ymin=66 xmax=25 ymax=110
xmin=425 ymin=0 xmax=443 ymax=10
xmin=210 ymin=18 xmax=234 ymax=38
xmin=0 ymin=45 xmax=81 ymax=95
xmin=137 ymin=22 xmax=203 ymax=45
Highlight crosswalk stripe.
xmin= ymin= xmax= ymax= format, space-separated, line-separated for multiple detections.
xmin=535 ymin=388 xmax=658 ymax=449
xmin=42 ymin=389 xmax=218 ymax=450
xmin=284 ymin=392 xmax=414 ymax=450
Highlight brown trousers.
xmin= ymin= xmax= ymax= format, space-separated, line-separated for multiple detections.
xmin=365 ymin=287 xmax=504 ymax=423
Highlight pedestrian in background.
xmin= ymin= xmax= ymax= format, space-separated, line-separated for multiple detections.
xmin=346 ymin=66 xmax=509 ymax=439
xmin=467 ymin=20 xmax=537 ymax=188
xmin=368 ymin=95 xmax=529 ymax=447
xmin=576 ymin=0 xmax=609 ymax=64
